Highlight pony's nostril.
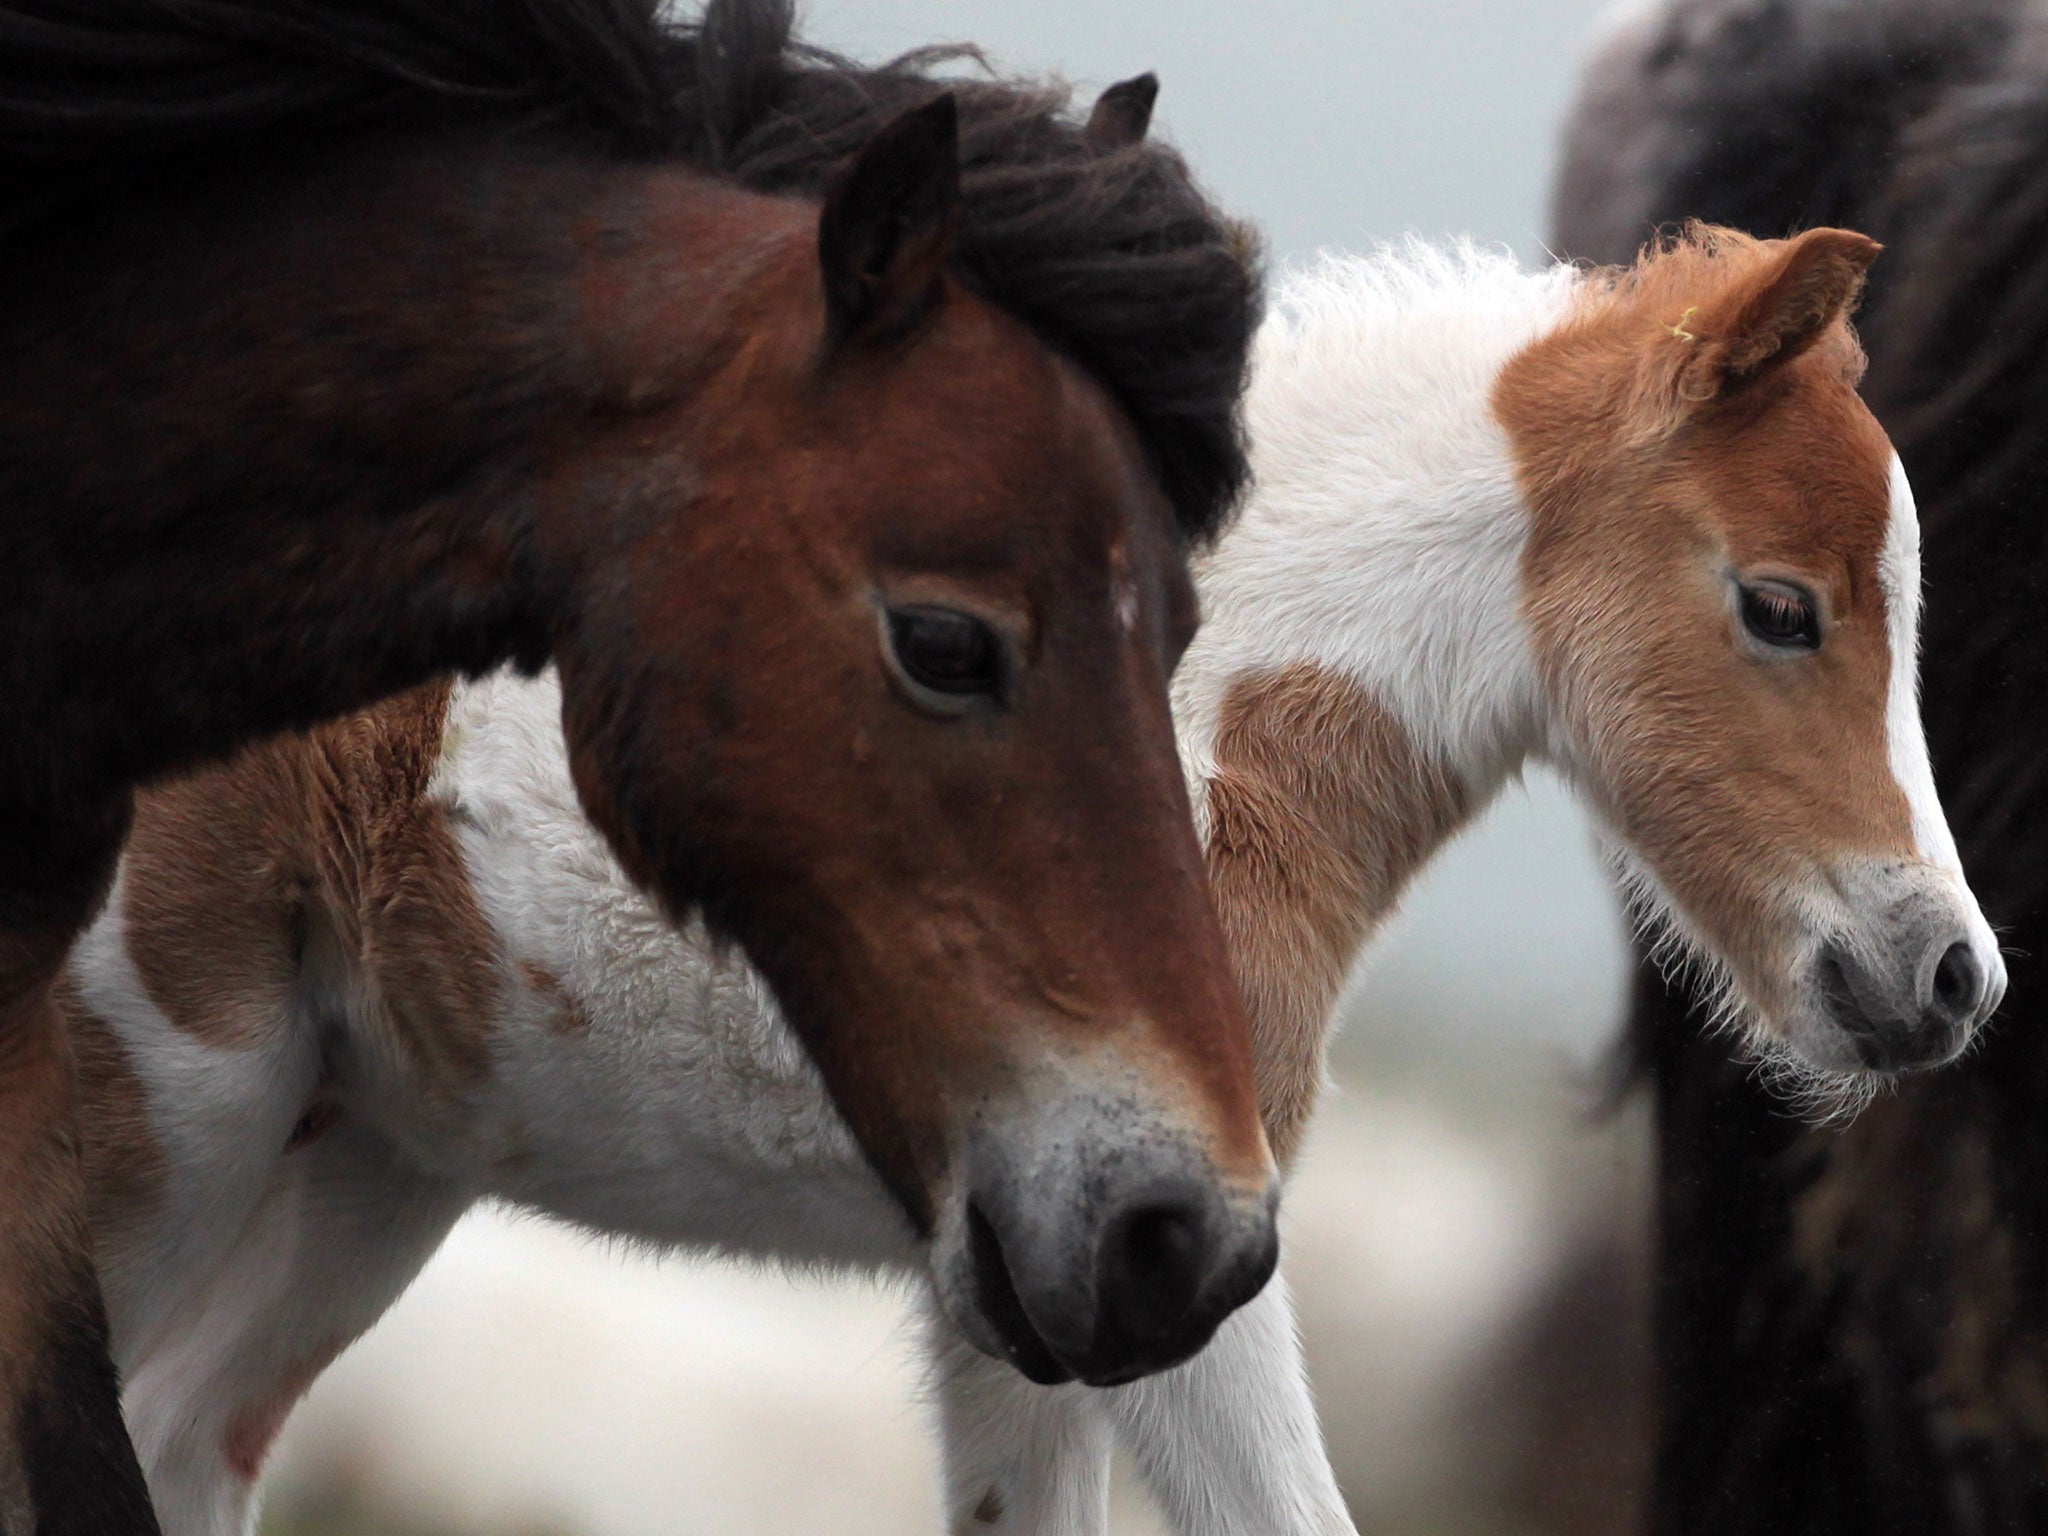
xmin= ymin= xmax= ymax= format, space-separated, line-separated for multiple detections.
xmin=1098 ymin=1196 xmax=1208 ymax=1328
xmin=1119 ymin=1205 xmax=1202 ymax=1287
xmin=1930 ymin=940 xmax=1982 ymax=1022
xmin=1815 ymin=935 xmax=1983 ymax=1072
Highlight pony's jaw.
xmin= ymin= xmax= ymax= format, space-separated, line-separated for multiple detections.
xmin=923 ymin=1056 xmax=1279 ymax=1387
xmin=1617 ymin=846 xmax=2004 ymax=1084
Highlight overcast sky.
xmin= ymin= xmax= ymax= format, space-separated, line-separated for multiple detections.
xmin=807 ymin=0 xmax=1619 ymax=263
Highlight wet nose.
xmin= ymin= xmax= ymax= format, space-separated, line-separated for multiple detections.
xmin=1092 ymin=1178 xmax=1275 ymax=1366
xmin=959 ymin=1157 xmax=1278 ymax=1388
xmin=1925 ymin=939 xmax=1990 ymax=1030
xmin=1818 ymin=932 xmax=1998 ymax=1073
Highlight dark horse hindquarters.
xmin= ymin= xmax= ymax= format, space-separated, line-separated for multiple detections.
xmin=1553 ymin=3 xmax=2048 ymax=1532
xmin=0 ymin=0 xmax=1274 ymax=1527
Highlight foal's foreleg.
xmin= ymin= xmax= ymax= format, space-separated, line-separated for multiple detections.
xmin=927 ymin=1272 xmax=1354 ymax=1536
xmin=0 ymin=799 xmax=158 ymax=1536
xmin=925 ymin=1302 xmax=1113 ymax=1535
xmin=1103 ymin=1273 xmax=1355 ymax=1536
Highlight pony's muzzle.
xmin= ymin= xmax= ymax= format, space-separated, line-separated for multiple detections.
xmin=933 ymin=1088 xmax=1279 ymax=1386
xmin=1811 ymin=883 xmax=2006 ymax=1072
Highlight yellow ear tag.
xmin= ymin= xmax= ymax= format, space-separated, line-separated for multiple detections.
xmin=1669 ymin=305 xmax=1699 ymax=344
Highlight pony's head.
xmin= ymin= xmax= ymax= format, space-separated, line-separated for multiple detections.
xmin=540 ymin=91 xmax=1275 ymax=1385
xmin=1500 ymin=224 xmax=2004 ymax=1096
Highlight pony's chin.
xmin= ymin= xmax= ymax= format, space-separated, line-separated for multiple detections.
xmin=929 ymin=1209 xmax=1075 ymax=1385
xmin=927 ymin=1192 xmax=1076 ymax=1385
xmin=1734 ymin=1007 xmax=1899 ymax=1124
xmin=1771 ymin=1012 xmax=1899 ymax=1075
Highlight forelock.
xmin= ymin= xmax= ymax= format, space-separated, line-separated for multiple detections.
xmin=672 ymin=0 xmax=1262 ymax=545
xmin=0 ymin=0 xmax=1261 ymax=541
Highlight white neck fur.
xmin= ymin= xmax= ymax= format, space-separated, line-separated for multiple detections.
xmin=1177 ymin=241 xmax=1583 ymax=807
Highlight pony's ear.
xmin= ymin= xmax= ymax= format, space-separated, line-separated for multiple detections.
xmin=1084 ymin=73 xmax=1158 ymax=151
xmin=818 ymin=94 xmax=960 ymax=345
xmin=1679 ymin=227 xmax=1881 ymax=397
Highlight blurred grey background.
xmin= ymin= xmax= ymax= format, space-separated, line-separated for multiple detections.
xmin=263 ymin=4 xmax=1653 ymax=1535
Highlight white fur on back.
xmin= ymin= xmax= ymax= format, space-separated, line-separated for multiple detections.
xmin=1176 ymin=240 xmax=1580 ymax=802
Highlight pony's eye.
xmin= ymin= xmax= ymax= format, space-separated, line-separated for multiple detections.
xmin=1739 ymin=581 xmax=1822 ymax=651
xmin=885 ymin=605 xmax=1006 ymax=707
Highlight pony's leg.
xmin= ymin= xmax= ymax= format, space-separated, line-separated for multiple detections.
xmin=119 ymin=1132 xmax=468 ymax=1536
xmin=1105 ymin=1271 xmax=1355 ymax=1536
xmin=0 ymin=797 xmax=158 ymax=1536
xmin=924 ymin=1300 xmax=1114 ymax=1535
xmin=926 ymin=1272 xmax=1353 ymax=1536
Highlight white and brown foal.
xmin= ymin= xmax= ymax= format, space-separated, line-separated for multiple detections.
xmin=69 ymin=224 xmax=2000 ymax=1535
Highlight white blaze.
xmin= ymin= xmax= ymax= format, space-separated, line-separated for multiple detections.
xmin=1880 ymin=453 xmax=1962 ymax=875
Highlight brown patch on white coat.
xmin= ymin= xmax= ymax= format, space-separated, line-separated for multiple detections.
xmin=1206 ymin=664 xmax=1468 ymax=1163
xmin=520 ymin=962 xmax=592 ymax=1038
xmin=55 ymin=686 xmax=496 ymax=1347
xmin=117 ymin=681 xmax=503 ymax=1095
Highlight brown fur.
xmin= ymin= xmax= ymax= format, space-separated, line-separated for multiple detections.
xmin=1495 ymin=225 xmax=1906 ymax=1016
xmin=539 ymin=199 xmax=1268 ymax=1199
xmin=55 ymin=979 xmax=163 ymax=1256
xmin=0 ymin=809 xmax=155 ymax=1534
xmin=1205 ymin=664 xmax=1470 ymax=1162
xmin=0 ymin=980 xmax=90 ymax=1465
xmin=120 ymin=683 xmax=502 ymax=1092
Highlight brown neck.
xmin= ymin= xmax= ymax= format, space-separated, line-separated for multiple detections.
xmin=0 ymin=131 xmax=791 ymax=806
xmin=1203 ymin=662 xmax=1472 ymax=1162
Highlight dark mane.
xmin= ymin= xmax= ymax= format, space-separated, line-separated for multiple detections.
xmin=0 ymin=0 xmax=1258 ymax=541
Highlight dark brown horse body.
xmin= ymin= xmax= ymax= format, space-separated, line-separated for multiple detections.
xmin=0 ymin=2 xmax=1277 ymax=1529
xmin=1554 ymin=2 xmax=2048 ymax=1531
